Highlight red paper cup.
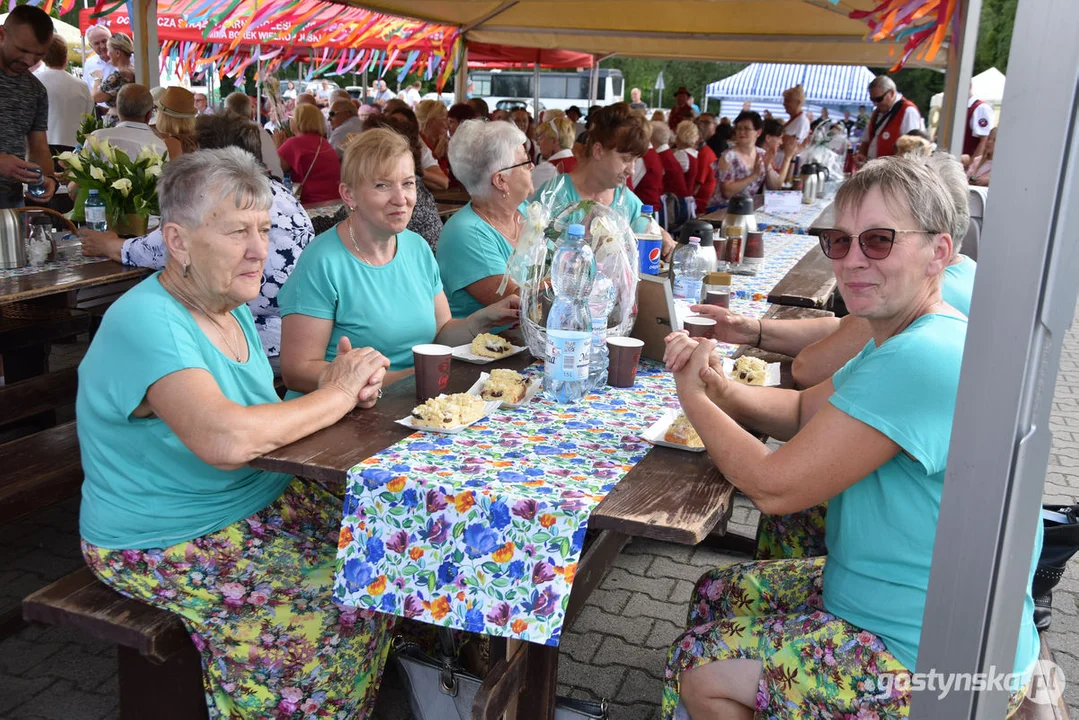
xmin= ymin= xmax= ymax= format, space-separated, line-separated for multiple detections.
xmin=684 ymin=316 xmax=717 ymax=339
xmin=413 ymin=344 xmax=453 ymax=401
xmin=607 ymin=337 xmax=645 ymax=388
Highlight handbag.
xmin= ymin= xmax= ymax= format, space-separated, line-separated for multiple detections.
xmin=1033 ymin=504 xmax=1079 ymax=631
xmin=291 ymin=138 xmax=322 ymax=201
xmin=394 ymin=630 xmax=609 ymax=720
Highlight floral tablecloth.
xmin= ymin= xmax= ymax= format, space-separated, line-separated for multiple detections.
xmin=755 ymin=195 xmax=832 ymax=235
xmin=0 ymin=255 xmax=109 ymax=279
xmin=334 ymin=363 xmax=680 ymax=645
xmin=331 ymin=232 xmax=818 ymax=645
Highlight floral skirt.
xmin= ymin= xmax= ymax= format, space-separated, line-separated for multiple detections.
xmin=663 ymin=558 xmax=1025 ymax=719
xmin=82 ymin=478 xmax=394 ymax=719
xmin=755 ymin=502 xmax=830 ymax=560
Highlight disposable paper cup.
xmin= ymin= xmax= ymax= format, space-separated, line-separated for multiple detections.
xmin=413 ymin=344 xmax=453 ymax=401
xmin=607 ymin=337 xmax=645 ymax=388
xmin=684 ymin=316 xmax=717 ymax=338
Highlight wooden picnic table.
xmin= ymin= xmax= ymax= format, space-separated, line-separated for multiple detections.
xmin=436 ymin=202 xmax=460 ymax=220
xmin=0 ymin=260 xmax=149 ymax=306
xmin=766 ymin=244 xmax=836 ymax=310
xmin=431 ymin=188 xmax=471 ymax=205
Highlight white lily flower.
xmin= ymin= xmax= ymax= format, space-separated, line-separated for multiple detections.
xmin=145 ymin=164 xmax=161 ymax=179
xmin=111 ymin=178 xmax=132 ymax=197
xmin=90 ymin=165 xmax=106 ymax=183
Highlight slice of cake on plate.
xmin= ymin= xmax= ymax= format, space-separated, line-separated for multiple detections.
xmin=730 ymin=356 xmax=767 ymax=386
xmin=471 ymin=333 xmax=515 ymax=359
xmin=664 ymin=413 xmax=704 ymax=448
xmin=481 ymin=368 xmax=529 ymax=404
xmin=410 ymin=393 xmax=486 ymax=429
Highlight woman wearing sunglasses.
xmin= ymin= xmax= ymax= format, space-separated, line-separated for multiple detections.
xmin=659 ymin=155 xmax=1041 ymax=720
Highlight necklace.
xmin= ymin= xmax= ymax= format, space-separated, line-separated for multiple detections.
xmin=473 ymin=206 xmax=522 ymax=244
xmin=162 ymin=273 xmax=244 ymax=362
xmin=346 ymin=219 xmax=395 ymax=265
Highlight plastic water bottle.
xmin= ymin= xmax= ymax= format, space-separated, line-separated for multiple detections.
xmin=84 ymin=190 xmax=107 ymax=231
xmin=671 ymin=236 xmax=709 ymax=303
xmin=26 ymin=168 xmax=48 ymax=198
xmin=586 ymin=270 xmax=615 ymax=391
xmin=544 ymin=224 xmax=595 ymax=403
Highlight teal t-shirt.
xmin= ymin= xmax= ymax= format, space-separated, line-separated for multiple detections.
xmin=823 ymin=313 xmax=1041 ymax=682
xmin=535 ymin=174 xmax=643 ymax=227
xmin=278 ymin=227 xmax=443 ymax=372
xmin=436 ymin=201 xmax=526 ymax=319
xmin=78 ymin=273 xmax=292 ymax=550
xmin=943 ymin=256 xmax=976 ymax=316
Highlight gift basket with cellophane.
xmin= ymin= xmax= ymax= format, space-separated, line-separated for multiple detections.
xmin=498 ymin=175 xmax=640 ymax=360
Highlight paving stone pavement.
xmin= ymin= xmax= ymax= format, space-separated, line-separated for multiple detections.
xmin=5 ymin=304 xmax=1079 ymax=719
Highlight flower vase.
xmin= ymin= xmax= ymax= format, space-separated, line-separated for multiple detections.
xmin=113 ymin=213 xmax=148 ymax=238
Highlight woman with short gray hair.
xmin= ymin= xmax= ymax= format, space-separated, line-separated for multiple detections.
xmin=77 ymin=146 xmax=394 ymax=719
xmin=436 ymin=118 xmax=533 ymax=318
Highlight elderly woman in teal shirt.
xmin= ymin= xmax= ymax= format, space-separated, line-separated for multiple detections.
xmin=436 ymin=119 xmax=533 ymax=318
xmin=278 ymin=128 xmax=518 ymax=390
xmin=78 ymin=148 xmax=394 ymax=718
xmin=659 ymin=155 xmax=1041 ymax=719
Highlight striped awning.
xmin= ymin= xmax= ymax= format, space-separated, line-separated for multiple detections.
xmin=706 ymin=63 xmax=876 ymax=104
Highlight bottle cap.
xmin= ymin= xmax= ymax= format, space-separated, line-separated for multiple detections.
xmin=89 ymin=189 xmax=98 ymax=195
xmin=567 ymin=223 xmax=585 ymax=237
xmin=641 ymin=205 xmax=653 ymax=214
xmin=689 ymin=236 xmax=701 ymax=244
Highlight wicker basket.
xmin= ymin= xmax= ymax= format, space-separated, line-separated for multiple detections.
xmin=0 ymin=302 xmax=74 ymax=321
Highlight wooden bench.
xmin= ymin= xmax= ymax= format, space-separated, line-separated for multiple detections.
xmin=23 ymin=566 xmax=208 ymax=720
xmin=0 ymin=366 xmax=83 ymax=523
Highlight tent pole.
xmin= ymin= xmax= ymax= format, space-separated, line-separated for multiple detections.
xmin=454 ymin=40 xmax=468 ymax=104
xmin=589 ymin=56 xmax=599 ymax=109
xmin=256 ymin=44 xmax=262 ymax=126
xmin=532 ymin=60 xmax=540 ymax=120
xmin=939 ymin=0 xmax=982 ymax=155
xmin=129 ymin=0 xmax=160 ymax=88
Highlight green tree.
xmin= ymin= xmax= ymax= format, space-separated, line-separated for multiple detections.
xmin=604 ymin=58 xmax=747 ymax=109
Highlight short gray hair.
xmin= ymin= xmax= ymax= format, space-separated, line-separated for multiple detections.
xmin=868 ymin=75 xmax=896 ymax=94
xmin=224 ymin=92 xmax=251 ymax=117
xmin=158 ymin=147 xmax=272 ymax=229
xmin=86 ymin=24 xmax=111 ymax=41
xmin=448 ymin=119 xmax=527 ymax=200
xmin=116 ymin=84 xmax=154 ymax=121
xmin=834 ymin=153 xmax=970 ymax=256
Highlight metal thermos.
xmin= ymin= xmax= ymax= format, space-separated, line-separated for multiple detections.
xmin=801 ymin=163 xmax=818 ymax=204
xmin=0 ymin=208 xmax=28 ymax=270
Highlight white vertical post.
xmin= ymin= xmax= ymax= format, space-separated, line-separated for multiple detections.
xmin=532 ymin=60 xmax=540 ymax=120
xmin=129 ymin=0 xmax=160 ymax=88
xmin=938 ymin=0 xmax=983 ymax=156
xmin=256 ymin=44 xmax=262 ymax=126
xmin=454 ymin=40 xmax=468 ymax=104
xmin=589 ymin=57 xmax=599 ymax=109
xmin=915 ymin=0 xmax=1079 ymax=717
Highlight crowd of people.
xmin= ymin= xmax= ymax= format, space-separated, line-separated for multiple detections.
xmin=0 ymin=5 xmax=1034 ymax=720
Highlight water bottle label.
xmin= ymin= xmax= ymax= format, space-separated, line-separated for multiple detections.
xmin=673 ymin=278 xmax=703 ymax=302
xmin=546 ymin=330 xmax=591 ymax=382
xmin=85 ymin=205 xmax=107 ymax=226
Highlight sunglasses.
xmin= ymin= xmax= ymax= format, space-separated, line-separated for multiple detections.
xmin=869 ymin=93 xmax=889 ymax=104
xmin=818 ymin=228 xmax=934 ymax=260
xmin=497 ymin=159 xmax=534 ymax=174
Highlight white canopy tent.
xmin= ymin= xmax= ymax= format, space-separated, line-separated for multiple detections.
xmin=704 ymin=62 xmax=876 ymax=120
xmin=929 ymin=66 xmax=1005 ymax=137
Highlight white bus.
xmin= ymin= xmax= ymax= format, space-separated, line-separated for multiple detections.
xmin=468 ymin=68 xmax=625 ymax=114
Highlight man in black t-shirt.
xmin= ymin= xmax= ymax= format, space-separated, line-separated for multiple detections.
xmin=0 ymin=5 xmax=57 ymax=208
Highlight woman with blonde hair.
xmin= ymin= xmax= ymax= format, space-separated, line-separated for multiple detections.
xmin=278 ymin=129 xmax=518 ymax=391
xmin=277 ymin=103 xmax=340 ymax=204
xmin=531 ymin=116 xmax=577 ymax=189
xmin=91 ymin=33 xmax=135 ymax=125
xmin=416 ymin=99 xmax=451 ymax=179
xmin=155 ymin=87 xmax=199 ymax=158
xmin=673 ymin=120 xmax=701 ymax=197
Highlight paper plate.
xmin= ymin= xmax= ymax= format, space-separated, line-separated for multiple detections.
xmin=640 ymin=408 xmax=707 ymax=453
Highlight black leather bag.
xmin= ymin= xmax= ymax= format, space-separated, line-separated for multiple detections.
xmin=1033 ymin=504 xmax=1079 ymax=631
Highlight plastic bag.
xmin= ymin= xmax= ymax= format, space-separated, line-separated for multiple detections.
xmin=502 ymin=175 xmax=640 ymax=359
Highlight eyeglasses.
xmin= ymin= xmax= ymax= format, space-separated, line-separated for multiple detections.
xmin=818 ymin=228 xmax=935 ymax=260
xmin=497 ymin=159 xmax=534 ymax=174
xmin=869 ymin=92 xmax=889 ymax=104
